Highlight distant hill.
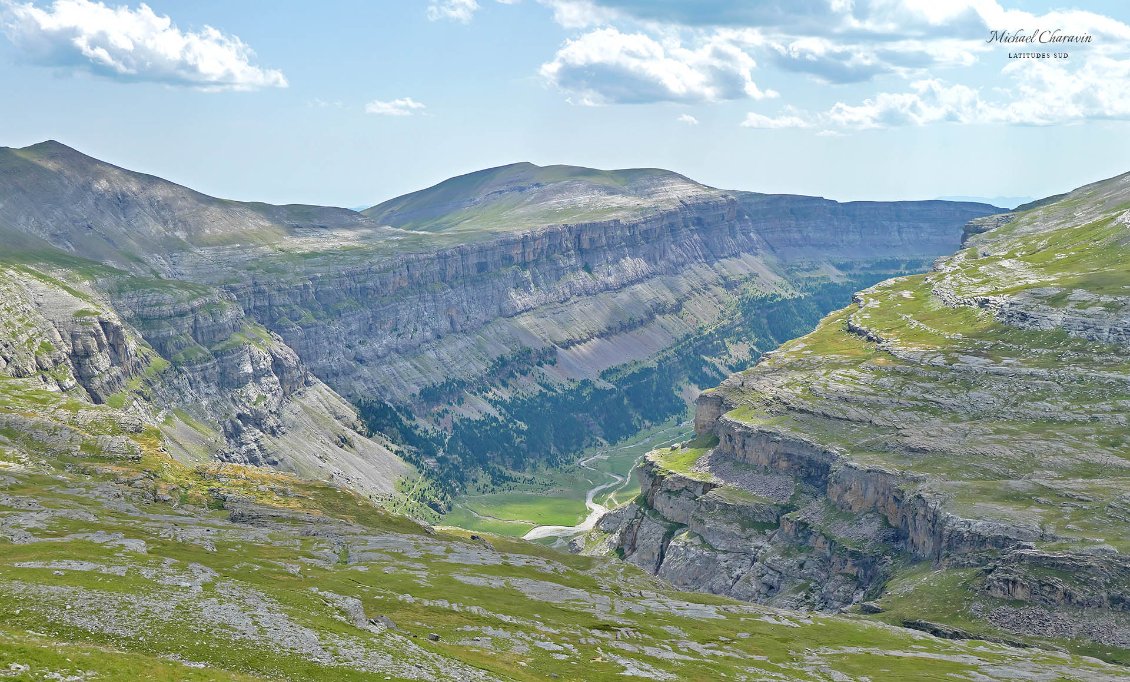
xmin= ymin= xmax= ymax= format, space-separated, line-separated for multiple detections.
xmin=362 ymin=162 xmax=723 ymax=235
xmin=0 ymin=140 xmax=369 ymax=269
xmin=937 ymin=194 xmax=1033 ymax=209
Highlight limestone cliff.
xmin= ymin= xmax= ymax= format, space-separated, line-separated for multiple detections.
xmin=596 ymin=171 xmax=1130 ymax=656
xmin=0 ymin=262 xmax=406 ymax=498
xmin=0 ymin=140 xmax=997 ymax=497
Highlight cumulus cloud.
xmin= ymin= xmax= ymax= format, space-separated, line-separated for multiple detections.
xmin=543 ymin=0 xmax=1130 ymax=128
xmin=426 ymin=0 xmax=479 ymax=23
xmin=545 ymin=0 xmax=1130 ymax=86
xmin=747 ymin=57 xmax=1130 ymax=131
xmin=0 ymin=0 xmax=286 ymax=90
xmin=365 ymin=97 xmax=426 ymax=116
xmin=552 ymin=0 xmax=1130 ymax=41
xmin=676 ymin=113 xmax=698 ymax=125
xmin=822 ymin=79 xmax=986 ymax=128
xmin=540 ymin=0 xmax=839 ymax=31
xmin=540 ymin=27 xmax=772 ymax=104
xmin=740 ymin=111 xmax=811 ymax=129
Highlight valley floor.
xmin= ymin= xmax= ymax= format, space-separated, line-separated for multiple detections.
xmin=441 ymin=418 xmax=693 ymax=539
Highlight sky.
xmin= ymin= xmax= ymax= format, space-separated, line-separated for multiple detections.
xmin=1 ymin=0 xmax=1130 ymax=208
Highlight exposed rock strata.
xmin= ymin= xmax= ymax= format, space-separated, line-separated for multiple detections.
xmin=599 ymin=176 xmax=1130 ymax=653
xmin=237 ymin=196 xmax=992 ymax=403
xmin=0 ymin=140 xmax=997 ymax=494
xmin=0 ymin=265 xmax=406 ymax=496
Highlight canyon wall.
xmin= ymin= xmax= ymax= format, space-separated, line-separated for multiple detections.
xmin=222 ymin=195 xmax=994 ymax=406
xmin=596 ymin=180 xmax=1130 ymax=650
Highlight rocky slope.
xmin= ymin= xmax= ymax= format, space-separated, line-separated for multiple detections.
xmin=1 ymin=241 xmax=1103 ymax=677
xmin=0 ymin=417 xmax=1119 ymax=681
xmin=0 ymin=259 xmax=407 ymax=499
xmin=594 ymin=171 xmax=1130 ymax=663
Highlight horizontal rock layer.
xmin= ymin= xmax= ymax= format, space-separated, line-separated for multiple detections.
xmin=599 ymin=172 xmax=1130 ymax=651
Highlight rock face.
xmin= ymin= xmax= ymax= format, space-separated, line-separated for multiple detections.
xmin=600 ymin=446 xmax=906 ymax=611
xmin=0 ymin=271 xmax=139 ymax=403
xmin=236 ymin=192 xmax=992 ymax=405
xmin=0 ymin=263 xmax=407 ymax=498
xmin=598 ymin=170 xmax=1130 ymax=652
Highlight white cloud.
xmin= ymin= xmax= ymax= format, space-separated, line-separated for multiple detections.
xmin=307 ymin=98 xmax=344 ymax=109
xmin=740 ymin=111 xmax=810 ymax=129
xmin=993 ymin=56 xmax=1130 ymax=125
xmin=540 ymin=27 xmax=772 ymax=104
xmin=539 ymin=0 xmax=618 ymax=29
xmin=823 ymin=79 xmax=985 ymax=128
xmin=426 ymin=0 xmax=479 ymax=23
xmin=676 ymin=114 xmax=698 ymax=125
xmin=0 ymin=0 xmax=286 ymax=90
xmin=749 ymin=56 xmax=1130 ymax=131
xmin=546 ymin=0 xmax=1130 ymax=89
xmin=365 ymin=97 xmax=427 ymax=116
xmin=556 ymin=0 xmax=1130 ymax=43
xmin=426 ymin=0 xmax=520 ymax=23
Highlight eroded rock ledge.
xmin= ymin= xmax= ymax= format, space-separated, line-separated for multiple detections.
xmin=600 ymin=400 xmax=1050 ymax=611
xmin=596 ymin=393 xmax=1129 ymax=648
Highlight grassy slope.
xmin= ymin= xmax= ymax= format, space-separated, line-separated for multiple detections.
xmin=441 ymin=419 xmax=693 ymax=538
xmin=363 ymin=162 xmax=720 ymax=236
xmin=716 ymin=182 xmax=1130 ymax=549
xmin=0 ymin=415 xmax=1122 ymax=680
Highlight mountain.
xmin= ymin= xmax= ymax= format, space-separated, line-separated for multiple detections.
xmin=0 ymin=141 xmax=998 ymax=508
xmin=0 ymin=141 xmax=1121 ymax=678
xmin=595 ymin=171 xmax=1130 ymax=662
xmin=0 ymin=141 xmax=406 ymax=500
xmin=0 ymin=141 xmax=369 ymax=267
xmin=363 ymin=162 xmax=723 ymax=236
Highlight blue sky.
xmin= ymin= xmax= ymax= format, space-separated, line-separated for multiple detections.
xmin=2 ymin=0 xmax=1129 ymax=207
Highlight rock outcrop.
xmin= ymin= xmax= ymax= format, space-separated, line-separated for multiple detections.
xmin=597 ymin=170 xmax=1130 ymax=653
xmin=0 ymin=262 xmax=406 ymax=498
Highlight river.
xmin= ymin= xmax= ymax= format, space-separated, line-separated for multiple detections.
xmin=522 ymin=420 xmax=691 ymax=541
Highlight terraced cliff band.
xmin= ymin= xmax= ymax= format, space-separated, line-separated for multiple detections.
xmin=592 ymin=171 xmax=1130 ymax=663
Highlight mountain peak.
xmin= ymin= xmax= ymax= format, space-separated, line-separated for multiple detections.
xmin=362 ymin=162 xmax=717 ymax=234
xmin=18 ymin=139 xmax=86 ymax=158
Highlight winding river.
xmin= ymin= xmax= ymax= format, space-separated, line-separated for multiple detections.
xmin=522 ymin=421 xmax=691 ymax=541
xmin=521 ymin=450 xmax=624 ymax=541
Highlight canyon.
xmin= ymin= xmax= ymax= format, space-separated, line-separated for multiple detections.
xmin=2 ymin=139 xmax=1126 ymax=677
xmin=0 ymin=141 xmax=996 ymax=500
